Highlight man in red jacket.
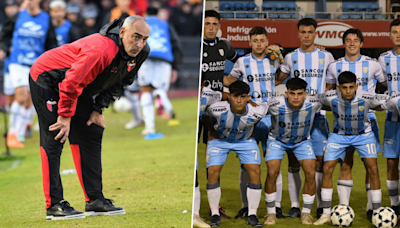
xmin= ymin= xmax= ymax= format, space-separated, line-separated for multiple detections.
xmin=29 ymin=15 xmax=150 ymax=220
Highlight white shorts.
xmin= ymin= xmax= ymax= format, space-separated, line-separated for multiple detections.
xmin=137 ymin=59 xmax=172 ymax=90
xmin=126 ymin=79 xmax=141 ymax=92
xmin=3 ymin=72 xmax=14 ymax=95
xmin=9 ymin=63 xmax=30 ymax=89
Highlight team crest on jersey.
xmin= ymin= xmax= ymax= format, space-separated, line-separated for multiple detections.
xmin=127 ymin=60 xmax=136 ymax=72
xmin=219 ymin=49 xmax=224 ymax=56
xmin=302 ymin=111 xmax=309 ymax=117
xmin=201 ymin=105 xmax=207 ymax=111
xmin=363 ymin=67 xmax=368 ymax=74
xmin=359 ymin=106 xmax=365 ymax=111
xmin=319 ymin=58 xmax=324 ymax=65
xmin=46 ymin=100 xmax=57 ymax=112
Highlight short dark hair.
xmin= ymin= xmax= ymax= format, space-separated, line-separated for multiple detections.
xmin=338 ymin=71 xmax=357 ymax=84
xmin=249 ymin=26 xmax=267 ymax=38
xmin=205 ymin=10 xmax=220 ymax=21
xmin=390 ymin=19 xmax=400 ymax=31
xmin=229 ymin=81 xmax=250 ymax=95
xmin=286 ymin=78 xmax=308 ymax=91
xmin=342 ymin=28 xmax=364 ymax=43
xmin=297 ymin=18 xmax=317 ymax=29
xmin=146 ymin=6 xmax=158 ymax=16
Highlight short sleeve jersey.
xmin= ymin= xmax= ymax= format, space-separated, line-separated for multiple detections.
xmin=202 ymin=37 xmax=237 ymax=92
xmin=199 ymin=87 xmax=222 ymax=120
xmin=230 ymin=52 xmax=280 ymax=103
xmin=204 ymin=101 xmax=268 ymax=141
xmin=268 ymin=95 xmax=322 ymax=144
xmin=280 ymin=47 xmax=334 ymax=95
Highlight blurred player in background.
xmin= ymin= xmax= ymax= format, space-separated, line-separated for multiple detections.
xmin=326 ymin=28 xmax=387 ymax=219
xmin=49 ymin=0 xmax=81 ymax=46
xmin=137 ymin=6 xmax=182 ymax=137
xmin=378 ymin=19 xmax=400 ymax=217
xmin=275 ymin=18 xmax=335 ymax=218
xmin=0 ymin=0 xmax=58 ymax=148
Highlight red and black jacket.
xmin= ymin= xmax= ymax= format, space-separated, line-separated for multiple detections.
xmin=30 ymin=19 xmax=150 ymax=118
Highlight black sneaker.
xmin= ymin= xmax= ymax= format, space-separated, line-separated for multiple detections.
xmin=209 ymin=206 xmax=231 ymax=219
xmin=316 ymin=207 xmax=323 ymax=218
xmin=247 ymin=215 xmax=262 ymax=227
xmin=210 ymin=214 xmax=221 ymax=227
xmin=235 ymin=207 xmax=248 ymax=219
xmin=85 ymin=198 xmax=125 ymax=216
xmin=276 ymin=207 xmax=286 ymax=218
xmin=367 ymin=210 xmax=373 ymax=221
xmin=46 ymin=201 xmax=85 ymax=221
xmin=287 ymin=207 xmax=301 ymax=218
xmin=392 ymin=205 xmax=400 ymax=216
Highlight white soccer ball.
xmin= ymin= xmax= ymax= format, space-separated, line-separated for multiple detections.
xmin=330 ymin=204 xmax=355 ymax=227
xmin=372 ymin=207 xmax=397 ymax=228
xmin=113 ymin=96 xmax=131 ymax=113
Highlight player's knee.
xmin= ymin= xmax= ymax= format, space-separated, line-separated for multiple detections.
xmin=267 ymin=168 xmax=279 ymax=180
xmin=323 ymin=163 xmax=335 ymax=175
xmin=366 ymin=164 xmax=379 ymax=176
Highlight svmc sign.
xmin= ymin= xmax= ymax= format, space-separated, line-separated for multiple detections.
xmin=219 ymin=20 xmax=392 ymax=48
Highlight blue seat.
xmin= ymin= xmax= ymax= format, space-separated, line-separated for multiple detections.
xmin=219 ymin=3 xmax=232 ymax=11
xmin=287 ymin=3 xmax=297 ymax=12
xmin=305 ymin=14 xmax=315 ymax=19
xmin=275 ymin=3 xmax=287 ymax=11
xmin=247 ymin=13 xmax=259 ymax=18
xmin=236 ymin=13 xmax=247 ymax=18
xmin=364 ymin=14 xmax=374 ymax=19
xmin=291 ymin=13 xmax=300 ymax=19
xmin=369 ymin=4 xmax=380 ymax=12
xmin=220 ymin=13 xmax=234 ymax=18
xmin=374 ymin=14 xmax=385 ymax=19
xmin=338 ymin=14 xmax=350 ymax=19
xmin=358 ymin=4 xmax=368 ymax=12
xmin=246 ymin=2 xmax=258 ymax=11
xmin=262 ymin=2 xmax=275 ymax=11
xmin=233 ymin=3 xmax=245 ymax=11
xmin=349 ymin=14 xmax=362 ymax=19
xmin=279 ymin=13 xmax=291 ymax=19
xmin=343 ymin=4 xmax=356 ymax=12
xmin=268 ymin=13 xmax=279 ymax=19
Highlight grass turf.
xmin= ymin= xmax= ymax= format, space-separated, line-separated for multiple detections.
xmin=0 ymin=97 xmax=197 ymax=228
xmin=197 ymin=111 xmax=391 ymax=228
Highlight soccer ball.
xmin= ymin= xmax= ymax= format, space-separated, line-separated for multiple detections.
xmin=330 ymin=204 xmax=355 ymax=227
xmin=372 ymin=207 xmax=397 ymax=228
xmin=113 ymin=96 xmax=131 ymax=112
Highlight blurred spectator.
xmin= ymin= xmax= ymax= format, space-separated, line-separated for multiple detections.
xmin=101 ymin=0 xmax=135 ymax=26
xmin=40 ymin=0 xmax=51 ymax=13
xmin=157 ymin=7 xmax=170 ymax=21
xmin=66 ymin=2 xmax=83 ymax=26
xmin=130 ymin=0 xmax=149 ymax=16
xmin=82 ymin=5 xmax=99 ymax=37
xmin=1 ymin=0 xmax=20 ymax=31
xmin=169 ymin=2 xmax=200 ymax=36
xmin=49 ymin=0 xmax=82 ymax=46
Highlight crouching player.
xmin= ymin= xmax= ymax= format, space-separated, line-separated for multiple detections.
xmin=264 ymin=78 xmax=321 ymax=225
xmin=314 ymin=71 xmax=387 ymax=225
xmin=204 ymin=81 xmax=268 ymax=227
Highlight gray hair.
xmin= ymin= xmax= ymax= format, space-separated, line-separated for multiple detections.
xmin=122 ymin=15 xmax=148 ymax=30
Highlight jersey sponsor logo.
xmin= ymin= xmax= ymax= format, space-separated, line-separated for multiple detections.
xmin=384 ymin=138 xmax=396 ymax=147
xmin=18 ymin=21 xmax=45 ymax=38
xmin=363 ymin=67 xmax=369 ymax=74
xmin=361 ymin=94 xmax=374 ymax=100
xmin=207 ymin=147 xmax=221 ymax=153
xmin=359 ymin=106 xmax=365 ymax=111
xmin=269 ymin=101 xmax=281 ymax=107
xmin=327 ymin=143 xmax=341 ymax=150
xmin=309 ymin=98 xmax=319 ymax=103
xmin=279 ymin=122 xmax=286 ymax=128
xmin=211 ymin=106 xmax=227 ymax=112
xmin=269 ymin=142 xmax=281 ymax=149
xmin=219 ymin=49 xmax=224 ymax=56
xmin=252 ymin=113 xmax=263 ymax=120
xmin=251 ymin=91 xmax=273 ymax=100
xmin=247 ymin=74 xmax=274 ymax=83
xmin=202 ymin=61 xmax=226 ymax=72
xmin=387 ymin=73 xmax=400 ymax=81
xmin=203 ymin=79 xmax=223 ymax=91
xmin=336 ymin=114 xmax=364 ymax=121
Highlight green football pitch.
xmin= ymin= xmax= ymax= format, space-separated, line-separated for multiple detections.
xmin=0 ymin=97 xmax=197 ymax=228
xmin=197 ymin=111 xmax=392 ymax=228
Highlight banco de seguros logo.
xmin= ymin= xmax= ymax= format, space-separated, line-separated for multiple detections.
xmin=315 ymin=21 xmax=353 ymax=47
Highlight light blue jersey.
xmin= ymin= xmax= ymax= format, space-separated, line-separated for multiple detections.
xmin=280 ymin=47 xmax=334 ymax=95
xmin=55 ymin=20 xmax=72 ymax=46
xmin=326 ymin=55 xmax=386 ymax=93
xmin=204 ymin=101 xmax=269 ymax=141
xmin=268 ymin=95 xmax=322 ymax=144
xmin=199 ymin=87 xmax=222 ymax=120
xmin=230 ymin=53 xmax=280 ymax=103
xmin=320 ymin=90 xmax=387 ymax=135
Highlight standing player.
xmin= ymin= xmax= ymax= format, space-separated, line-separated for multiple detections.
xmin=0 ymin=0 xmax=58 ymax=147
xmin=314 ymin=71 xmax=386 ymax=225
xmin=274 ymin=18 xmax=335 ymax=218
xmin=378 ymin=18 xmax=400 ymax=216
xmin=204 ymin=81 xmax=267 ymax=227
xmin=29 ymin=16 xmax=149 ymax=220
xmin=224 ymin=26 xmax=284 ymax=218
xmin=325 ymin=28 xmax=387 ymax=218
xmin=137 ymin=6 xmax=182 ymax=136
xmin=201 ymin=10 xmax=239 ymax=219
xmin=264 ymin=78 xmax=321 ymax=225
